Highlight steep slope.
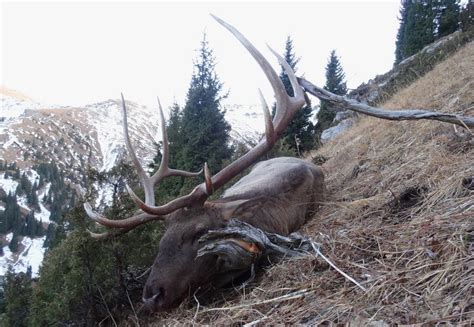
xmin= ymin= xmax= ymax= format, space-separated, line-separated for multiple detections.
xmin=155 ymin=42 xmax=473 ymax=325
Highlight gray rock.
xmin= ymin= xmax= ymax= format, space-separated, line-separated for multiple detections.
xmin=333 ymin=110 xmax=356 ymax=124
xmin=321 ymin=118 xmax=355 ymax=144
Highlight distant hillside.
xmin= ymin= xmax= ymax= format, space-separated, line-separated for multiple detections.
xmin=0 ymin=88 xmax=265 ymax=276
xmin=157 ymin=41 xmax=473 ymax=325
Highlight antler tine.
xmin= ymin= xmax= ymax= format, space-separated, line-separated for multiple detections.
xmin=149 ymin=98 xmax=203 ymax=185
xmin=88 ymin=228 xmax=130 ymax=240
xmin=267 ymin=46 xmax=305 ymax=128
xmin=258 ymin=88 xmax=275 ymax=145
xmin=210 ymin=14 xmax=289 ymax=127
xmin=204 ymin=162 xmax=213 ymax=195
xmin=84 ymin=201 xmax=165 ymax=230
xmin=121 ymin=94 xmax=156 ymax=206
xmin=126 ymin=185 xmax=207 ymax=215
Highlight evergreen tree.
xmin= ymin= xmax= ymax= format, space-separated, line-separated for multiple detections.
xmin=27 ymin=182 xmax=39 ymax=209
xmin=3 ymin=193 xmax=21 ymax=233
xmin=18 ymin=172 xmax=32 ymax=196
xmin=179 ymin=34 xmax=232 ymax=176
xmin=0 ymin=211 xmax=5 ymax=234
xmin=31 ymin=183 xmax=161 ymax=325
xmin=274 ymin=36 xmax=314 ymax=154
xmin=435 ymin=0 xmax=460 ymax=37
xmin=459 ymin=1 xmax=474 ymax=32
xmin=315 ymin=50 xmax=347 ymax=135
xmin=0 ymin=275 xmax=6 ymax=315
xmin=395 ymin=0 xmax=460 ymax=64
xmin=4 ymin=267 xmax=32 ymax=326
xmin=395 ymin=0 xmax=410 ymax=64
xmin=401 ymin=0 xmax=435 ymax=61
xmin=9 ymin=232 xmax=19 ymax=252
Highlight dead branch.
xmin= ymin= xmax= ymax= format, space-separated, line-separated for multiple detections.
xmin=297 ymin=77 xmax=474 ymax=129
xmin=197 ymin=220 xmax=366 ymax=291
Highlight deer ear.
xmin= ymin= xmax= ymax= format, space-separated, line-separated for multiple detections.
xmin=208 ymin=197 xmax=267 ymax=221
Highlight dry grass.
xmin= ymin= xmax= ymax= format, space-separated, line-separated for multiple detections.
xmin=137 ymin=42 xmax=474 ymax=326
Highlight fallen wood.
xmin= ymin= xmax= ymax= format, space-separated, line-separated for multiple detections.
xmin=197 ymin=219 xmax=317 ymax=270
xmin=297 ymin=77 xmax=474 ymax=129
xmin=197 ymin=219 xmax=366 ymax=291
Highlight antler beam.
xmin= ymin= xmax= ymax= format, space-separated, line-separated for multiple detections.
xmin=84 ymin=16 xmax=305 ymax=234
xmin=135 ymin=15 xmax=305 ymax=216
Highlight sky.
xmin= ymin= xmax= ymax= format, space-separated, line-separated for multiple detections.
xmin=1 ymin=1 xmax=401 ymax=110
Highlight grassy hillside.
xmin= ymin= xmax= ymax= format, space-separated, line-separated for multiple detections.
xmin=148 ymin=42 xmax=473 ymax=325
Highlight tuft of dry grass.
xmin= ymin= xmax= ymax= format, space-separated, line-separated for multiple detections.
xmin=137 ymin=42 xmax=474 ymax=326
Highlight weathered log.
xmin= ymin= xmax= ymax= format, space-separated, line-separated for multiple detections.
xmin=297 ymin=77 xmax=474 ymax=129
xmin=197 ymin=219 xmax=366 ymax=291
xmin=197 ymin=219 xmax=317 ymax=273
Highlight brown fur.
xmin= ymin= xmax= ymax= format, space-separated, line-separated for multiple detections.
xmin=142 ymin=157 xmax=325 ymax=312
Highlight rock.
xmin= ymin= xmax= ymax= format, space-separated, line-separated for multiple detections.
xmin=321 ymin=118 xmax=355 ymax=144
xmin=333 ymin=110 xmax=356 ymax=124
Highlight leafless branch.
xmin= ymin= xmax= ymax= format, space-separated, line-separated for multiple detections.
xmin=298 ymin=77 xmax=474 ymax=129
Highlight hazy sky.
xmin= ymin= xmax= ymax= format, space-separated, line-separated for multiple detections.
xmin=1 ymin=1 xmax=400 ymax=109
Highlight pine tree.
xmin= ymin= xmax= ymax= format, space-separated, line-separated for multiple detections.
xmin=274 ymin=36 xmax=314 ymax=154
xmin=411 ymin=0 xmax=435 ymax=50
xmin=315 ymin=50 xmax=347 ymax=135
xmin=9 ymin=233 xmax=19 ymax=252
xmin=395 ymin=0 xmax=410 ymax=64
xmin=4 ymin=267 xmax=32 ymax=326
xmin=179 ymin=34 xmax=232 ymax=176
xmin=435 ymin=0 xmax=460 ymax=37
xmin=4 ymin=192 xmax=21 ymax=232
xmin=395 ymin=0 xmax=460 ymax=64
xmin=459 ymin=2 xmax=474 ymax=32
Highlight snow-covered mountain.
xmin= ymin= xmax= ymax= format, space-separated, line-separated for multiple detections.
xmin=0 ymin=87 xmax=265 ymax=277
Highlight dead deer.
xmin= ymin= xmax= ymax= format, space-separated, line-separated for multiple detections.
xmin=84 ymin=16 xmax=325 ymax=312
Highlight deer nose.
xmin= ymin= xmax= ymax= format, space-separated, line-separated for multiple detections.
xmin=142 ymin=287 xmax=164 ymax=308
xmin=142 ymin=287 xmax=165 ymax=303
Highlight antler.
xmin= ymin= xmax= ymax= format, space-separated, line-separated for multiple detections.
xmin=85 ymin=16 xmax=305 ymax=234
xmin=83 ymin=95 xmax=202 ymax=237
xmin=133 ymin=15 xmax=305 ymax=216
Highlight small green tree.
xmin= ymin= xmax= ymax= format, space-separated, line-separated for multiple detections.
xmin=9 ymin=233 xmax=19 ymax=252
xmin=395 ymin=0 xmax=435 ymax=62
xmin=395 ymin=0 xmax=460 ymax=64
xmin=315 ymin=50 xmax=347 ymax=137
xmin=179 ymin=34 xmax=232 ymax=176
xmin=31 ymin=163 xmax=162 ymax=325
xmin=4 ymin=267 xmax=32 ymax=326
xmin=395 ymin=0 xmax=410 ymax=64
xmin=273 ymin=36 xmax=314 ymax=154
xmin=459 ymin=1 xmax=473 ymax=32
xmin=435 ymin=0 xmax=460 ymax=37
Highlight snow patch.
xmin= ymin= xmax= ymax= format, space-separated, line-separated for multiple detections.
xmin=36 ymin=203 xmax=51 ymax=223
xmin=0 ymin=236 xmax=46 ymax=277
xmin=94 ymin=182 xmax=114 ymax=208
xmin=24 ymin=168 xmax=40 ymax=186
xmin=0 ymin=176 xmax=18 ymax=195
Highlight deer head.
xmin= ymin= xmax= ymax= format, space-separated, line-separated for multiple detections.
xmin=84 ymin=15 xmax=305 ymax=312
